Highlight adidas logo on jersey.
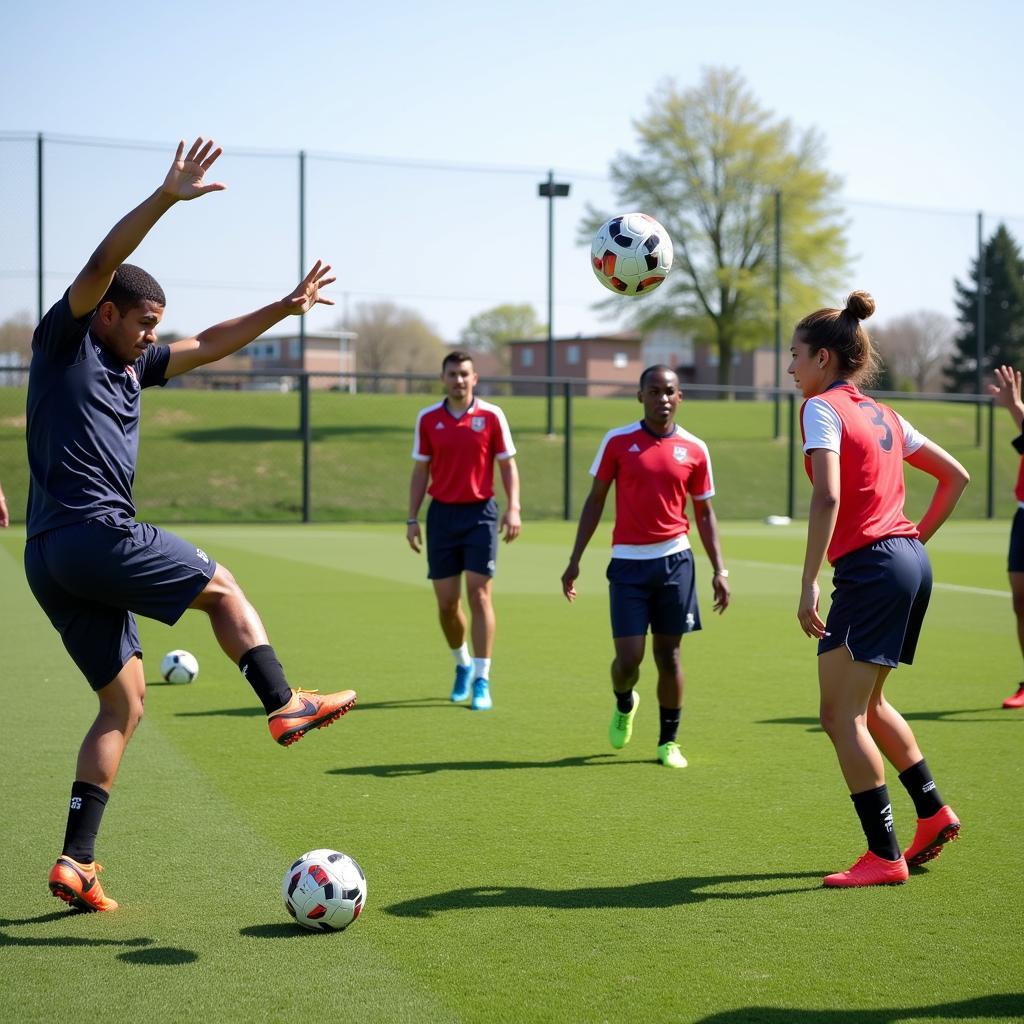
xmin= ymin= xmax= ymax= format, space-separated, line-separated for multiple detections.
xmin=628 ymin=444 xmax=641 ymax=453
xmin=435 ymin=422 xmax=445 ymax=430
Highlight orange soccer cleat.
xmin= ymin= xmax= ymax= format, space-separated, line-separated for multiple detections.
xmin=1002 ymin=684 xmax=1024 ymax=709
xmin=902 ymin=805 xmax=961 ymax=868
xmin=268 ymin=688 xmax=357 ymax=747
xmin=823 ymin=851 xmax=909 ymax=888
xmin=48 ymin=856 xmax=118 ymax=912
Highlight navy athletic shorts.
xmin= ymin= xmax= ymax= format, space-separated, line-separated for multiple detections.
xmin=426 ymin=498 xmax=498 ymax=580
xmin=819 ymin=535 xmax=932 ymax=668
xmin=24 ymin=515 xmax=217 ymax=691
xmin=1008 ymin=507 xmax=1024 ymax=573
xmin=606 ymin=550 xmax=701 ymax=638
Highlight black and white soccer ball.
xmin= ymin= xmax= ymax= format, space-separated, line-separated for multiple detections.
xmin=591 ymin=212 xmax=674 ymax=296
xmin=282 ymin=849 xmax=367 ymax=932
xmin=160 ymin=649 xmax=199 ymax=684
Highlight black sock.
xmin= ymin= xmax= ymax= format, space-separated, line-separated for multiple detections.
xmin=62 ymin=781 xmax=109 ymax=864
xmin=898 ymin=759 xmax=944 ymax=819
xmin=239 ymin=645 xmax=293 ymax=714
xmin=614 ymin=689 xmax=634 ymax=714
xmin=658 ymin=706 xmax=682 ymax=746
xmin=850 ymin=784 xmax=900 ymax=861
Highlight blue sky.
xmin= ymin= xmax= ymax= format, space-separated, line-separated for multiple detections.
xmin=1 ymin=0 xmax=1021 ymax=341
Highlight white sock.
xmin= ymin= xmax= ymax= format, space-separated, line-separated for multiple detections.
xmin=473 ymin=657 xmax=491 ymax=681
xmin=451 ymin=645 xmax=472 ymax=668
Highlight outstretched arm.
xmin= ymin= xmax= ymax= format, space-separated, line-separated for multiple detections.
xmin=560 ymin=477 xmax=611 ymax=602
xmin=68 ymin=138 xmax=226 ymax=319
xmin=164 ymin=262 xmax=335 ymax=378
xmin=987 ymin=364 xmax=1024 ymax=433
xmin=905 ymin=440 xmax=970 ymax=544
xmin=691 ymin=497 xmax=730 ymax=613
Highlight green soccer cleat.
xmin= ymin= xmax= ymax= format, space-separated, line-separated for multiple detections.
xmin=657 ymin=741 xmax=688 ymax=768
xmin=608 ymin=692 xmax=639 ymax=749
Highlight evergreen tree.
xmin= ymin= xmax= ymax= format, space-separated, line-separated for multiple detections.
xmin=946 ymin=224 xmax=1024 ymax=392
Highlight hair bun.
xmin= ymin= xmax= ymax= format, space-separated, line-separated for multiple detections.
xmin=844 ymin=290 xmax=875 ymax=321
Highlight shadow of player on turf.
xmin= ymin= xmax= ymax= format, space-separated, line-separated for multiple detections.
xmin=327 ymin=753 xmax=623 ymax=778
xmin=384 ymin=870 xmax=827 ymax=918
xmin=757 ymin=707 xmax=1014 ymax=731
xmin=690 ymin=993 xmax=1024 ymax=1023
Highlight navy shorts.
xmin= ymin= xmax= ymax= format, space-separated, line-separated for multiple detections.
xmin=819 ymin=535 xmax=932 ymax=668
xmin=1008 ymin=508 xmax=1024 ymax=573
xmin=24 ymin=516 xmax=217 ymax=691
xmin=426 ymin=498 xmax=498 ymax=580
xmin=607 ymin=550 xmax=701 ymax=638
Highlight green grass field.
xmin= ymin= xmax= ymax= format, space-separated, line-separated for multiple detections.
xmin=1 ymin=520 xmax=1021 ymax=1023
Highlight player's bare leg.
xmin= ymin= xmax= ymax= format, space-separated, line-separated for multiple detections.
xmin=433 ymin=575 xmax=474 ymax=702
xmin=465 ymin=571 xmax=495 ymax=709
xmin=652 ymin=634 xmax=687 ymax=767
xmin=190 ymin=564 xmax=355 ymax=745
xmin=609 ymin=636 xmax=644 ymax=748
xmin=1004 ymin=571 xmax=1024 ymax=707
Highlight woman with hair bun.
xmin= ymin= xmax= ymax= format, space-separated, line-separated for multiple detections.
xmin=789 ymin=291 xmax=970 ymax=887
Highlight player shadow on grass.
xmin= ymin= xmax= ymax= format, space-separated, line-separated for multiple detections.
xmin=690 ymin=993 xmax=1024 ymax=1023
xmin=176 ymin=423 xmax=413 ymax=444
xmin=384 ymin=870 xmax=827 ymax=919
xmin=327 ymin=753 xmax=630 ymax=778
xmin=172 ymin=698 xmax=453 ymax=721
xmin=757 ymin=708 xmax=1014 ymax=732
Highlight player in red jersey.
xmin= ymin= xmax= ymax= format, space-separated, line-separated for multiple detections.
xmin=986 ymin=365 xmax=1024 ymax=708
xmin=790 ymin=291 xmax=970 ymax=887
xmin=560 ymin=365 xmax=730 ymax=768
xmin=407 ymin=352 xmax=521 ymax=710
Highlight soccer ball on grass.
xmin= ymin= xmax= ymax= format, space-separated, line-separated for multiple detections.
xmin=282 ymin=849 xmax=367 ymax=932
xmin=160 ymin=649 xmax=199 ymax=684
xmin=591 ymin=213 xmax=673 ymax=296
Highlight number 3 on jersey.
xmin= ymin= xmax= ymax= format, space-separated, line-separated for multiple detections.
xmin=857 ymin=400 xmax=893 ymax=452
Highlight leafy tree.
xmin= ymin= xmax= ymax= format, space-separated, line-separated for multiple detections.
xmin=343 ymin=301 xmax=446 ymax=392
xmin=582 ymin=67 xmax=848 ymax=386
xmin=946 ymin=224 xmax=1024 ymax=392
xmin=872 ymin=311 xmax=955 ymax=392
xmin=0 ymin=312 xmax=33 ymax=360
xmin=459 ymin=303 xmax=543 ymax=371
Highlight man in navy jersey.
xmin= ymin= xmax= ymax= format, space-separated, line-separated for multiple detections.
xmin=561 ymin=365 xmax=730 ymax=767
xmin=406 ymin=352 xmax=520 ymax=710
xmin=26 ymin=138 xmax=356 ymax=914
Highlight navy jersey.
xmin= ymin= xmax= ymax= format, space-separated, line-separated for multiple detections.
xmin=26 ymin=290 xmax=171 ymax=538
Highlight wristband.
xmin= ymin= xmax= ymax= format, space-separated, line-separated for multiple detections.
xmin=714 ymin=569 xmax=729 ymax=578
xmin=406 ymin=519 xmax=419 ymax=525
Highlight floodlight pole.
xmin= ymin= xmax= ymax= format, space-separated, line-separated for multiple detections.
xmin=538 ymin=172 xmax=571 ymax=435
xmin=773 ymin=190 xmax=782 ymax=439
xmin=976 ymin=211 xmax=985 ymax=446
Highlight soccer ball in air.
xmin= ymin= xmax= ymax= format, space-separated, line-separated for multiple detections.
xmin=160 ymin=649 xmax=199 ymax=684
xmin=282 ymin=849 xmax=367 ymax=932
xmin=591 ymin=213 xmax=673 ymax=296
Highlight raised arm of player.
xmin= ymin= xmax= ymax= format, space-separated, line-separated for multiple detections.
xmin=68 ymin=138 xmax=226 ymax=319
xmin=691 ymin=497 xmax=730 ymax=613
xmin=988 ymin=364 xmax=1024 ymax=433
xmin=498 ymin=457 xmax=521 ymax=543
xmin=164 ymin=262 xmax=335 ymax=378
xmin=560 ymin=477 xmax=612 ymax=602
xmin=905 ymin=441 xmax=970 ymax=545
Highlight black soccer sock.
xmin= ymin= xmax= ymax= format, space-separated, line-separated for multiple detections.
xmin=614 ymin=688 xmax=635 ymax=714
xmin=898 ymin=759 xmax=944 ymax=819
xmin=239 ymin=645 xmax=293 ymax=715
xmin=61 ymin=781 xmax=109 ymax=864
xmin=658 ymin=706 xmax=682 ymax=746
xmin=850 ymin=784 xmax=901 ymax=861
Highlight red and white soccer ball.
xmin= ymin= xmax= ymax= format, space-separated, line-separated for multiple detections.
xmin=591 ymin=213 xmax=674 ymax=296
xmin=282 ymin=849 xmax=367 ymax=932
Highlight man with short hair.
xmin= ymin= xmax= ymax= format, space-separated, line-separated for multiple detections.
xmin=26 ymin=138 xmax=356 ymax=914
xmin=406 ymin=352 xmax=520 ymax=710
xmin=561 ymin=365 xmax=730 ymax=767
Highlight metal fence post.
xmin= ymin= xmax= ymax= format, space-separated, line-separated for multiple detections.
xmin=301 ymin=373 xmax=311 ymax=523
xmin=37 ymin=132 xmax=44 ymax=324
xmin=987 ymin=399 xmax=995 ymax=519
xmin=787 ymin=392 xmax=796 ymax=519
xmin=563 ymin=381 xmax=573 ymax=520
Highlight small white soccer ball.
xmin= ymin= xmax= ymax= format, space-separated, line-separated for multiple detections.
xmin=160 ymin=649 xmax=199 ymax=684
xmin=591 ymin=212 xmax=674 ymax=296
xmin=282 ymin=849 xmax=367 ymax=932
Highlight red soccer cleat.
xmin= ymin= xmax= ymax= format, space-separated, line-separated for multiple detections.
xmin=902 ymin=805 xmax=961 ymax=867
xmin=268 ymin=688 xmax=357 ymax=747
xmin=48 ymin=856 xmax=118 ymax=912
xmin=1002 ymin=684 xmax=1024 ymax=709
xmin=823 ymin=850 xmax=909 ymax=888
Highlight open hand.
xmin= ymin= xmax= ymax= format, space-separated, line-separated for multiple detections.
xmin=561 ymin=561 xmax=579 ymax=602
xmin=987 ymin=364 xmax=1023 ymax=409
xmin=162 ymin=138 xmax=227 ymax=201
xmin=797 ymin=580 xmax=826 ymax=639
xmin=500 ymin=508 xmax=521 ymax=543
xmin=284 ymin=261 xmax=336 ymax=316
xmin=406 ymin=522 xmax=422 ymax=553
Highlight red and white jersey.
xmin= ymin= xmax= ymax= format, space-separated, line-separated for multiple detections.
xmin=412 ymin=398 xmax=516 ymax=504
xmin=590 ymin=421 xmax=714 ymax=558
xmin=1014 ymin=448 xmax=1024 ymax=504
xmin=801 ymin=382 xmax=927 ymax=564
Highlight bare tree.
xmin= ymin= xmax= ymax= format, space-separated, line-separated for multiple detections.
xmin=343 ymin=301 xmax=446 ymax=391
xmin=0 ymin=312 xmax=33 ymax=361
xmin=872 ymin=311 xmax=955 ymax=392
